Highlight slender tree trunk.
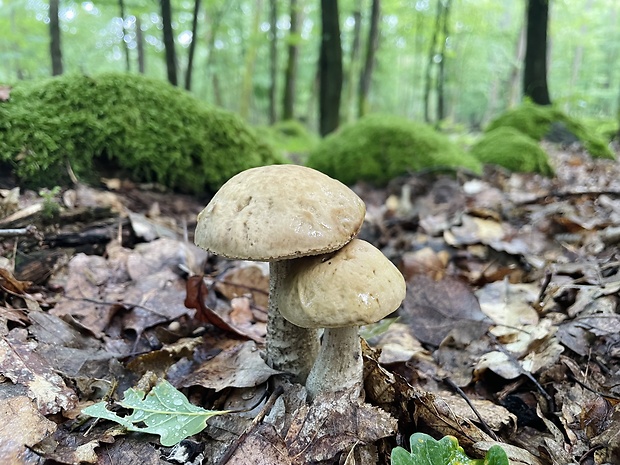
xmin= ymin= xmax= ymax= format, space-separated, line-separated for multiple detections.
xmin=49 ymin=0 xmax=63 ymax=76
xmin=136 ymin=16 xmax=145 ymax=73
xmin=268 ymin=0 xmax=278 ymax=124
xmin=282 ymin=0 xmax=300 ymax=120
xmin=424 ymin=0 xmax=442 ymax=123
xmin=343 ymin=6 xmax=361 ymax=122
xmin=436 ymin=0 xmax=451 ymax=122
xmin=358 ymin=0 xmax=380 ymax=118
xmin=203 ymin=5 xmax=228 ymax=105
xmin=119 ymin=0 xmax=130 ymax=72
xmin=507 ymin=21 xmax=526 ymax=108
xmin=523 ymin=0 xmax=551 ymax=105
xmin=161 ymin=0 xmax=178 ymax=86
xmin=185 ymin=0 xmax=201 ymax=90
xmin=567 ymin=0 xmax=591 ymax=112
xmin=240 ymin=0 xmax=263 ymax=119
xmin=319 ymin=0 xmax=343 ymax=136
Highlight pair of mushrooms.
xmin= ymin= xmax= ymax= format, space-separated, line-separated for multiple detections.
xmin=194 ymin=165 xmax=406 ymax=400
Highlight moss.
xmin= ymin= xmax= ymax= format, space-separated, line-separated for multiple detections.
xmin=305 ymin=114 xmax=482 ymax=186
xmin=470 ymin=127 xmax=554 ymax=176
xmin=486 ymin=101 xmax=615 ymax=160
xmin=254 ymin=119 xmax=318 ymax=161
xmin=0 ymin=73 xmax=284 ymax=193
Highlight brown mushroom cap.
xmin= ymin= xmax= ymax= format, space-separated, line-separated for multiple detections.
xmin=194 ymin=165 xmax=366 ymax=261
xmin=277 ymin=239 xmax=407 ymax=328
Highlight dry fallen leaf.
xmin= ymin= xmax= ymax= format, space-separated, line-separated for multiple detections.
xmin=0 ymin=395 xmax=57 ymax=465
xmin=402 ymin=274 xmax=492 ymax=346
xmin=178 ymin=341 xmax=280 ymax=392
xmin=0 ymin=332 xmax=78 ymax=415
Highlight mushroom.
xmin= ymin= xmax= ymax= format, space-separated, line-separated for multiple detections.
xmin=276 ymin=238 xmax=406 ymax=400
xmin=194 ymin=165 xmax=366 ymax=382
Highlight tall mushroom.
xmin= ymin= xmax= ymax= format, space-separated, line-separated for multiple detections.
xmin=194 ymin=165 xmax=366 ymax=382
xmin=276 ymin=239 xmax=406 ymax=401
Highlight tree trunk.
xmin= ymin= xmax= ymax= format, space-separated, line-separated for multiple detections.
xmin=424 ymin=0 xmax=442 ymax=123
xmin=358 ymin=0 xmax=380 ymax=118
xmin=282 ymin=0 xmax=300 ymax=120
xmin=136 ymin=16 xmax=145 ymax=73
xmin=184 ymin=0 xmax=201 ymax=90
xmin=436 ymin=0 xmax=452 ymax=122
xmin=161 ymin=0 xmax=178 ymax=86
xmin=49 ymin=0 xmax=63 ymax=76
xmin=343 ymin=6 xmax=361 ymax=122
xmin=319 ymin=0 xmax=343 ymax=136
xmin=119 ymin=0 xmax=131 ymax=72
xmin=507 ymin=21 xmax=526 ymax=108
xmin=203 ymin=5 xmax=228 ymax=105
xmin=268 ymin=0 xmax=278 ymax=124
xmin=523 ymin=0 xmax=551 ymax=105
xmin=240 ymin=0 xmax=263 ymax=120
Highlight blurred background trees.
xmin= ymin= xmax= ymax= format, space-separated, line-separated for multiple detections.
xmin=2 ymin=0 xmax=619 ymax=132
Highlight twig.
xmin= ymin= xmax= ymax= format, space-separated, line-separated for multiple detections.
xmin=215 ymin=386 xmax=284 ymax=465
xmin=442 ymin=376 xmax=499 ymax=440
xmin=0 ymin=225 xmax=40 ymax=238
xmin=487 ymin=333 xmax=555 ymax=412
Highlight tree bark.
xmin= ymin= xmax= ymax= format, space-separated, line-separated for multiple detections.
xmin=118 ymin=0 xmax=130 ymax=72
xmin=436 ymin=0 xmax=452 ymax=122
xmin=319 ymin=0 xmax=343 ymax=136
xmin=358 ymin=0 xmax=380 ymax=117
xmin=424 ymin=0 xmax=442 ymax=123
xmin=523 ymin=0 xmax=551 ymax=105
xmin=136 ymin=16 xmax=145 ymax=73
xmin=282 ymin=0 xmax=300 ymax=120
xmin=161 ymin=0 xmax=178 ymax=86
xmin=343 ymin=6 xmax=361 ymax=122
xmin=268 ymin=0 xmax=278 ymax=124
xmin=49 ymin=0 xmax=63 ymax=76
xmin=184 ymin=0 xmax=201 ymax=90
xmin=240 ymin=0 xmax=263 ymax=119
xmin=507 ymin=21 xmax=526 ymax=108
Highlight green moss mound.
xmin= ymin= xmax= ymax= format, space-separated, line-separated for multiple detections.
xmin=305 ymin=114 xmax=482 ymax=186
xmin=470 ymin=127 xmax=554 ymax=176
xmin=0 ymin=73 xmax=284 ymax=192
xmin=254 ymin=119 xmax=318 ymax=160
xmin=486 ymin=101 xmax=615 ymax=160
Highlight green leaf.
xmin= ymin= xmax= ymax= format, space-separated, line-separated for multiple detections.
xmin=391 ymin=433 xmax=509 ymax=465
xmin=82 ymin=379 xmax=229 ymax=446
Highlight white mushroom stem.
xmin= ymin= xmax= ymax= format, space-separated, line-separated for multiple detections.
xmin=305 ymin=326 xmax=363 ymax=402
xmin=265 ymin=260 xmax=320 ymax=383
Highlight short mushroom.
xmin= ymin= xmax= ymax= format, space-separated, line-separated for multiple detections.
xmin=194 ymin=165 xmax=366 ymax=382
xmin=276 ymin=238 xmax=406 ymax=400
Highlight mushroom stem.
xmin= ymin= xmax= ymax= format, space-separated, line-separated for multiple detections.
xmin=265 ymin=260 xmax=320 ymax=383
xmin=305 ymin=326 xmax=363 ymax=402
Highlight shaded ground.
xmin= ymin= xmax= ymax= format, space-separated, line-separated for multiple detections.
xmin=1 ymin=143 xmax=619 ymax=464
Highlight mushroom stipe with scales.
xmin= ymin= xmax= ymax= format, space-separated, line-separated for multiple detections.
xmin=194 ymin=165 xmax=366 ymax=382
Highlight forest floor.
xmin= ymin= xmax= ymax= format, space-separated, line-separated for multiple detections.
xmin=0 ymin=143 xmax=619 ymax=465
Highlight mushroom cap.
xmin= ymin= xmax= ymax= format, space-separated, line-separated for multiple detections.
xmin=277 ymin=239 xmax=407 ymax=328
xmin=194 ymin=165 xmax=366 ymax=261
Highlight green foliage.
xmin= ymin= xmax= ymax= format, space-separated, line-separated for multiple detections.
xmin=470 ymin=127 xmax=555 ymax=176
xmin=391 ymin=433 xmax=509 ymax=465
xmin=0 ymin=73 xmax=284 ymax=193
xmin=39 ymin=186 xmax=61 ymax=220
xmin=306 ymin=114 xmax=482 ymax=186
xmin=82 ymin=379 xmax=228 ymax=447
xmin=485 ymin=102 xmax=615 ymax=160
xmin=254 ymin=119 xmax=319 ymax=161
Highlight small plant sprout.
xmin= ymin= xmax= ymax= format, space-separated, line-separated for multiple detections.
xmin=391 ymin=433 xmax=509 ymax=465
xmin=276 ymin=238 xmax=406 ymax=401
xmin=194 ymin=165 xmax=366 ymax=382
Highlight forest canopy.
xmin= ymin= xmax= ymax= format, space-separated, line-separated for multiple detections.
xmin=1 ymin=0 xmax=619 ymax=131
